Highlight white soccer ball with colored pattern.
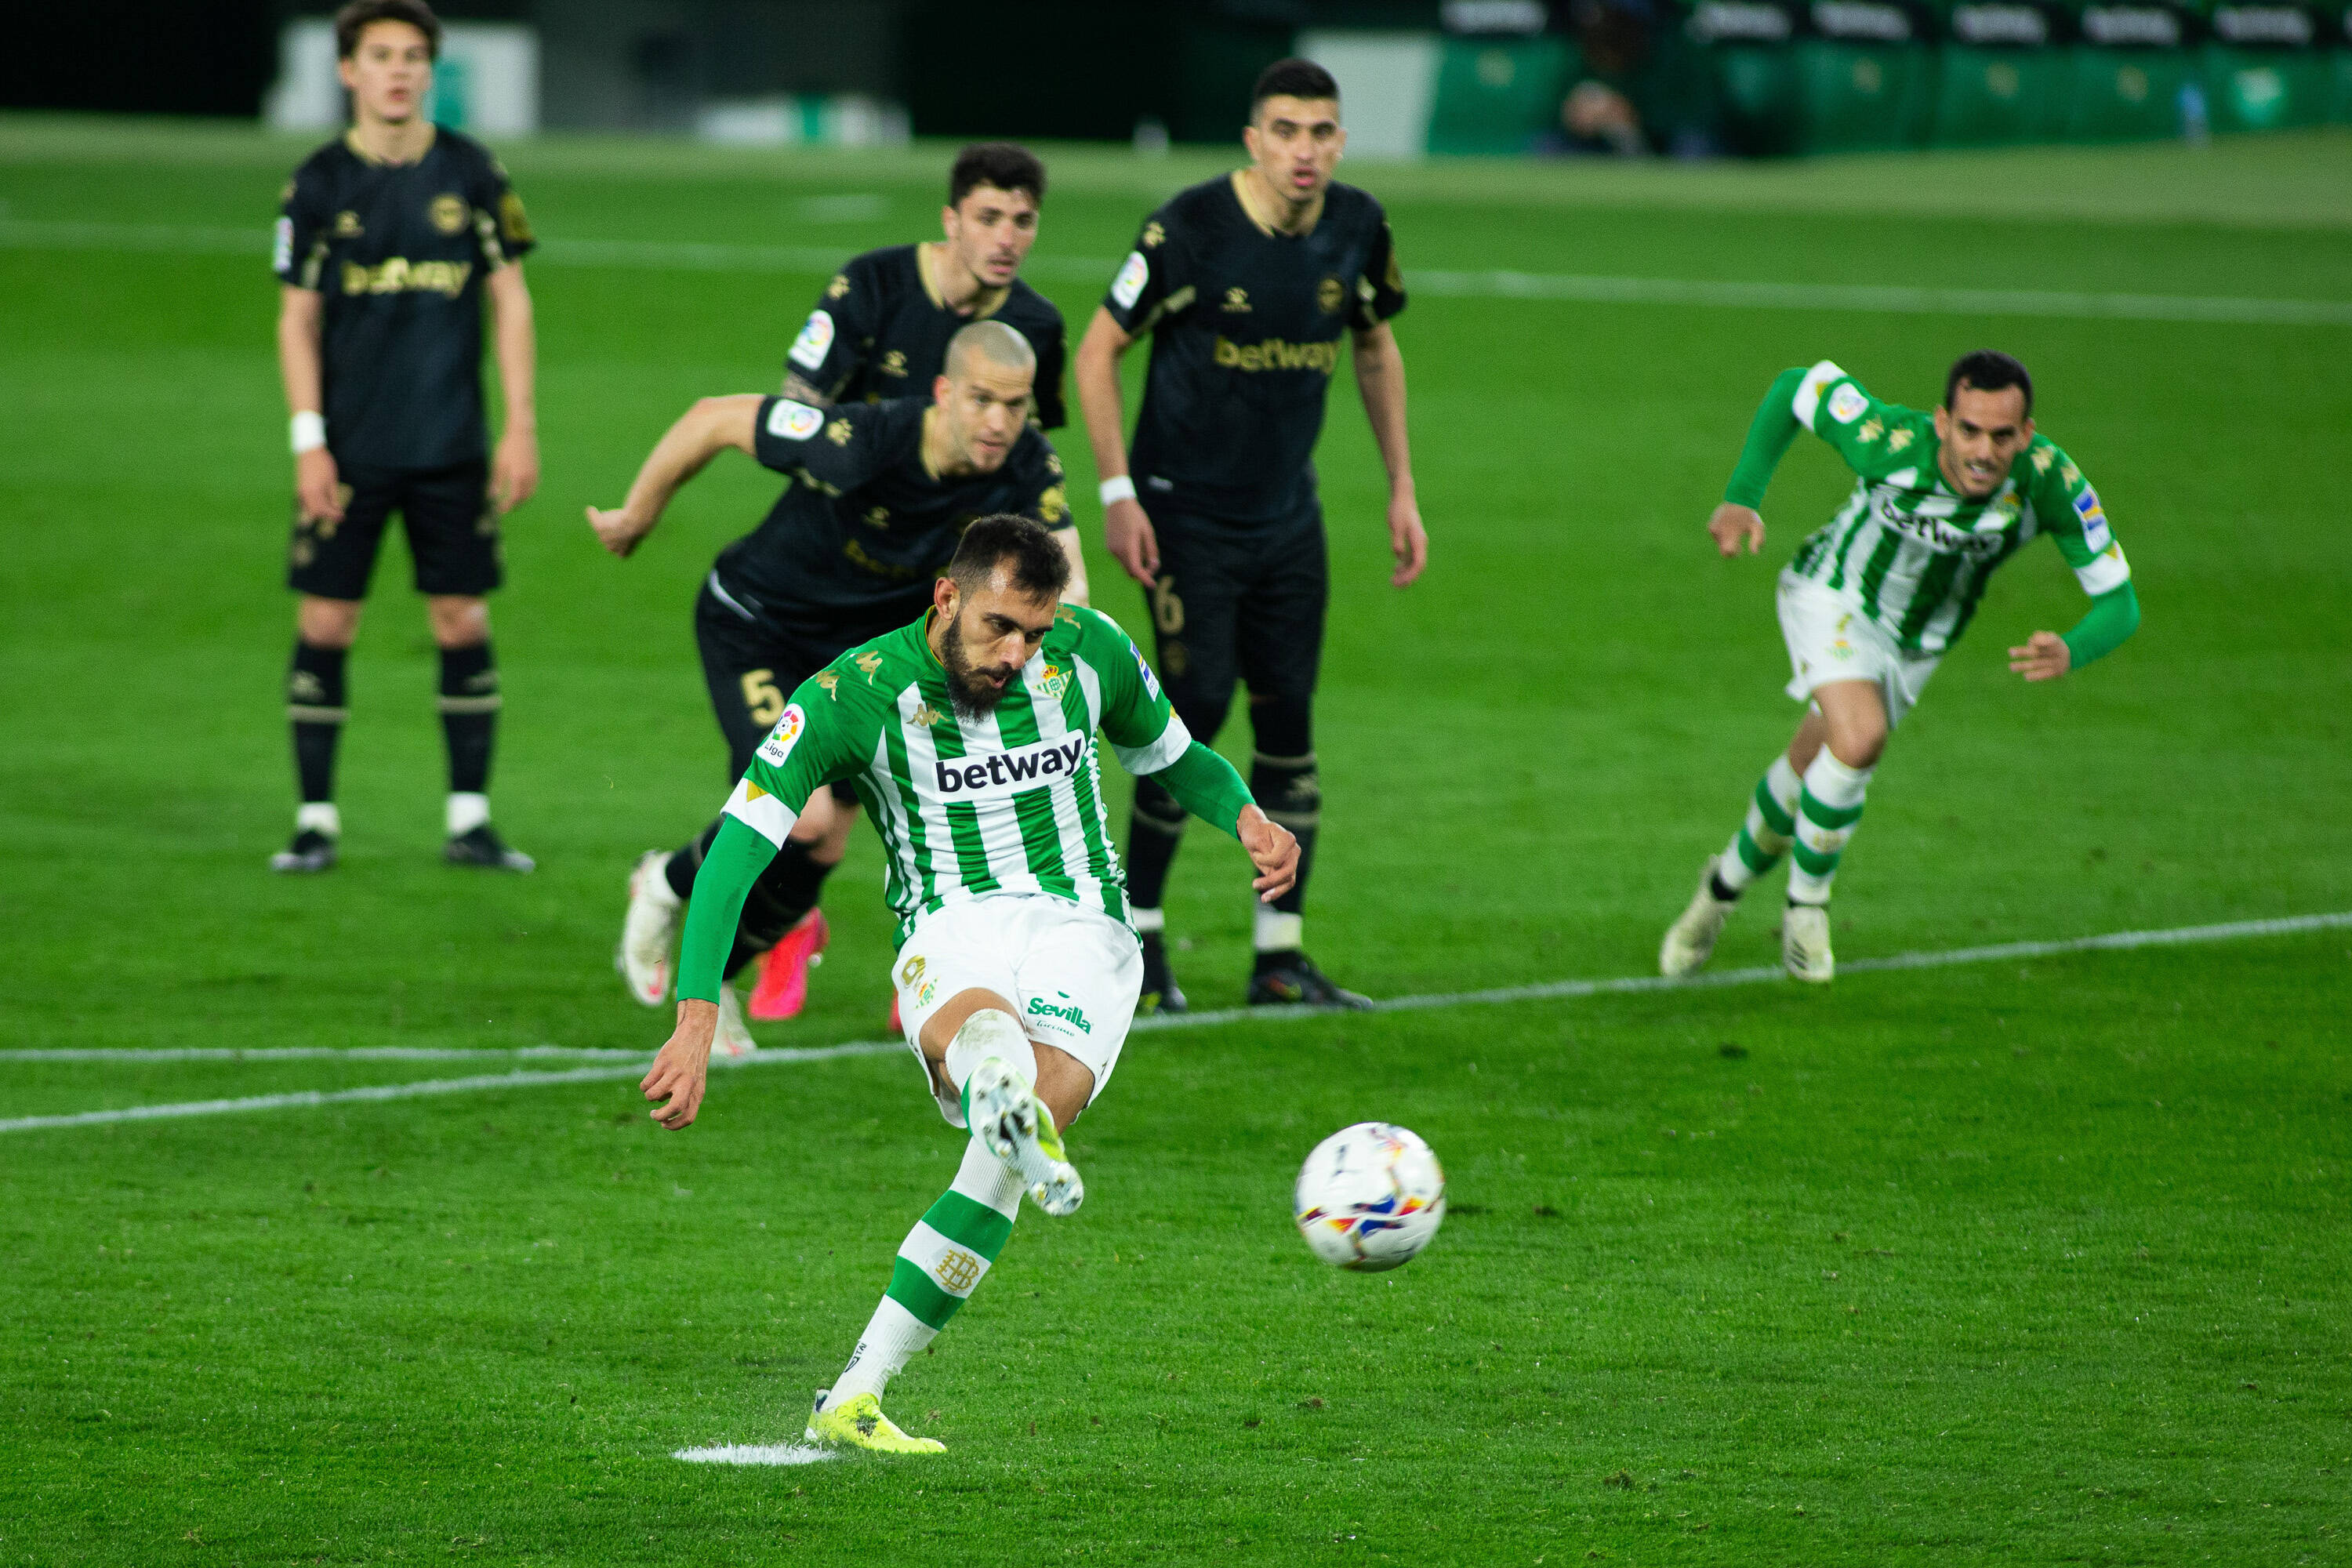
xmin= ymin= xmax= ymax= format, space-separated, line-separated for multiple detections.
xmin=1293 ymin=1122 xmax=1446 ymax=1272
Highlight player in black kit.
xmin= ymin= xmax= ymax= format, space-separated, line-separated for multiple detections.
xmin=588 ymin=321 xmax=1073 ymax=1057
xmin=783 ymin=143 xmax=1069 ymax=433
xmin=270 ymin=0 xmax=539 ymax=874
xmin=744 ymin=142 xmax=1080 ymax=1019
xmin=1075 ymin=57 xmax=1427 ymax=1013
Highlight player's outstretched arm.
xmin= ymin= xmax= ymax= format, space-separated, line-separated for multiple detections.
xmin=1351 ymin=321 xmax=1426 ymax=587
xmin=485 ymin=263 xmax=539 ymax=515
xmin=1074 ymin=307 xmax=1158 ymax=586
xmin=1714 ymin=365 xmax=1817 ymax=554
xmin=585 ymin=394 xmax=764 ymax=558
xmin=1141 ymin=739 xmax=1298 ymax=900
xmin=277 ymin=285 xmax=343 ymax=525
xmin=2010 ymin=581 xmax=2141 ymax=683
xmin=641 ymin=815 xmax=779 ymax=1128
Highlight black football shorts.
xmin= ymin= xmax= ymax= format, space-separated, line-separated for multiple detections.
xmin=288 ymin=457 xmax=501 ymax=599
xmin=1136 ymin=485 xmax=1328 ymax=736
xmin=694 ymin=576 xmax=866 ymax=805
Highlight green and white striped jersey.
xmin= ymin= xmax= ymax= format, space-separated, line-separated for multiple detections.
xmin=1781 ymin=361 xmax=2131 ymax=655
xmin=720 ymin=604 xmax=1189 ymax=946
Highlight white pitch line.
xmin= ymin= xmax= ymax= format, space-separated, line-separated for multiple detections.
xmin=2 ymin=909 xmax=2341 ymax=1136
xmin=673 ymin=1443 xmax=840 ymax=1467
xmin=4 ymin=220 xmax=2348 ymax=328
xmin=0 ymin=1044 xmax=653 ymax=1064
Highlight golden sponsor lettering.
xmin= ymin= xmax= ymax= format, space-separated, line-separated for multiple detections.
xmin=1212 ymin=336 xmax=1340 ymax=376
xmin=340 ymin=257 xmax=474 ymax=298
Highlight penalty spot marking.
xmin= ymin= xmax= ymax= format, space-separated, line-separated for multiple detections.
xmin=673 ymin=1443 xmax=840 ymax=1467
xmin=2 ymin=909 xmax=2343 ymax=1135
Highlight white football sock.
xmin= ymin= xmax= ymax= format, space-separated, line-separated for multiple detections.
xmin=1787 ymin=750 xmax=1873 ymax=907
xmin=445 ymin=792 xmax=490 ymax=837
xmin=942 ymin=1008 xmax=1035 ymax=1097
xmin=1254 ymin=906 xmax=1304 ymax=953
xmin=296 ymin=802 xmax=341 ymax=837
xmin=1130 ymin=905 xmax=1166 ymax=934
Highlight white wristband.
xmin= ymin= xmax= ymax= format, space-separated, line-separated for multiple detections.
xmin=290 ymin=411 xmax=327 ymax=454
xmin=1098 ymin=474 xmax=1136 ymax=506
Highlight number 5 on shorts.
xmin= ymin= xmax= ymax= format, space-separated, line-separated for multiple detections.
xmin=740 ymin=668 xmax=785 ymax=727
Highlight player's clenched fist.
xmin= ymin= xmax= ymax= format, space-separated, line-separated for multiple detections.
xmin=1238 ymin=805 xmax=1299 ymax=902
xmin=1708 ymin=503 xmax=1764 ymax=557
xmin=642 ymin=998 xmax=718 ymax=1128
xmin=586 ymin=503 xmax=653 ymax=557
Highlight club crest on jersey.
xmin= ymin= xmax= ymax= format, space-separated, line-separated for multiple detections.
xmin=429 ymin=194 xmax=467 ymax=234
xmin=789 ymin=309 xmax=836 ymax=370
xmin=1111 ymin=251 xmax=1149 ymax=310
xmin=756 ymin=704 xmax=806 ymax=765
xmin=1318 ymin=275 xmax=1345 ymax=314
xmin=768 ymin=399 xmax=824 ymax=441
xmin=1034 ymin=662 xmax=1070 ymax=699
xmin=1828 ymin=382 xmax=1870 ymax=424
xmin=2073 ymin=488 xmax=2112 ymax=550
xmin=931 ymin=735 xmax=1089 ymax=800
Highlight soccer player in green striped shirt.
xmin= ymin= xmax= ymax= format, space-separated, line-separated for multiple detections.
xmin=1661 ymin=350 xmax=2141 ymax=982
xmin=637 ymin=515 xmax=1298 ymax=1454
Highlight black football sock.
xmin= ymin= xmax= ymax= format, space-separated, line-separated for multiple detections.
xmin=287 ymin=640 xmax=348 ymax=812
xmin=437 ymin=642 xmax=500 ymax=797
xmin=1124 ymin=776 xmax=1188 ymax=913
xmin=1250 ymin=750 xmax=1320 ymax=919
xmin=666 ymin=820 xmax=720 ymax=902
xmin=724 ymin=837 xmax=837 ymax=980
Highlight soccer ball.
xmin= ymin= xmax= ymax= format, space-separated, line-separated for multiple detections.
xmin=1293 ymin=1122 xmax=1447 ymax=1272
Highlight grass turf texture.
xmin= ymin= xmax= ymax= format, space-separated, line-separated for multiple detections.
xmin=2 ymin=118 xmax=2349 ymax=1561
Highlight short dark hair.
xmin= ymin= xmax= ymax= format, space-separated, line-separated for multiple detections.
xmin=949 ymin=143 xmax=1046 ymax=209
xmin=1945 ymin=350 xmax=2032 ymax=416
xmin=336 ymin=0 xmax=441 ymax=59
xmin=949 ymin=514 xmax=1070 ymax=601
xmin=1252 ymin=58 xmax=1341 ymax=114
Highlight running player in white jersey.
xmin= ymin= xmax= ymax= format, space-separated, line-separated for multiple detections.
xmin=1661 ymin=350 xmax=2142 ymax=982
xmin=637 ymin=514 xmax=1298 ymax=1453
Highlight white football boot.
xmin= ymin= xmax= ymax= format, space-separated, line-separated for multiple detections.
xmin=1660 ymin=857 xmax=1738 ymax=978
xmin=616 ymin=851 xmax=681 ymax=1007
xmin=965 ymin=1056 xmax=1083 ymax=1216
xmin=713 ymin=982 xmax=760 ymax=1062
xmin=1782 ymin=903 xmax=1835 ymax=983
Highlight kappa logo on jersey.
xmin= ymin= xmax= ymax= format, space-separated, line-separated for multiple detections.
xmin=1111 ymin=251 xmax=1150 ymax=310
xmin=1828 ymin=382 xmax=1870 ymax=424
xmin=767 ymin=399 xmax=825 ymax=441
xmin=931 ymin=735 xmax=1091 ymax=800
xmin=2073 ymin=487 xmax=2112 ymax=551
xmin=789 ymin=310 xmax=836 ymax=371
xmin=1131 ymin=644 xmax=1163 ymax=702
xmin=756 ymin=703 xmax=806 ymax=765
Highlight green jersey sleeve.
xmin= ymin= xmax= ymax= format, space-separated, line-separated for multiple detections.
xmin=724 ymin=676 xmax=875 ymax=848
xmin=2021 ymin=439 xmax=2140 ymax=669
xmin=1069 ymin=607 xmax=1192 ymax=773
xmin=1791 ymin=360 xmax=1929 ymax=477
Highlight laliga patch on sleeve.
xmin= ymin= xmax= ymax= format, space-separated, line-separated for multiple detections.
xmin=757 ymin=703 xmax=807 ymax=766
xmin=1131 ymin=643 xmax=1163 ymax=701
xmin=272 ymin=216 xmax=293 ymax=274
xmin=787 ymin=309 xmax=835 ymax=371
xmin=766 ymin=399 xmax=825 ymax=442
xmin=1110 ymin=251 xmax=1150 ymax=311
xmin=1827 ymin=381 xmax=1870 ymax=425
xmin=2073 ymin=488 xmax=2112 ymax=552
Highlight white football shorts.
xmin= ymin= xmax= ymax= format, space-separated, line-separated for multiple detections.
xmin=1776 ymin=568 xmax=1942 ymax=730
xmin=890 ymin=892 xmax=1144 ymax=1127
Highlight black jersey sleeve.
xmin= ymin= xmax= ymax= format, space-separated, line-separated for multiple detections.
xmin=273 ymin=161 xmax=332 ymax=290
xmin=752 ymin=395 xmax=895 ymax=489
xmin=468 ymin=149 xmax=535 ymax=268
xmin=786 ymin=256 xmax=880 ymax=399
xmin=1102 ymin=207 xmax=1196 ymax=338
xmin=1030 ymin=310 xmax=1070 ymax=430
xmin=1014 ymin=437 xmax=1074 ymax=532
xmin=1352 ymin=212 xmax=1407 ymax=330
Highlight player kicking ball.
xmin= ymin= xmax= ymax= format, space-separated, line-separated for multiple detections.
xmin=637 ymin=515 xmax=1297 ymax=1454
xmin=1661 ymin=350 xmax=2141 ymax=982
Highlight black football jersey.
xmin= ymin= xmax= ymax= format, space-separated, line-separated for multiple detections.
xmin=1102 ymin=175 xmax=1406 ymax=523
xmin=712 ymin=395 xmax=1073 ymax=635
xmin=786 ymin=244 xmax=1069 ymax=430
xmin=274 ymin=126 xmax=533 ymax=473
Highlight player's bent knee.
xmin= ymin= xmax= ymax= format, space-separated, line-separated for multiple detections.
xmin=1029 ymin=1042 xmax=1096 ymax=1130
xmin=297 ymin=596 xmax=363 ymax=648
xmin=920 ymin=989 xmax=1023 ymax=1062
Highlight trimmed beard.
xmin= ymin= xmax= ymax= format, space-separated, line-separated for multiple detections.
xmin=939 ymin=607 xmax=1018 ymax=720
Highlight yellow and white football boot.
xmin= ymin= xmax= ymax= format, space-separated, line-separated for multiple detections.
xmin=804 ymin=1389 xmax=945 ymax=1454
xmin=966 ymin=1056 xmax=1083 ymax=1216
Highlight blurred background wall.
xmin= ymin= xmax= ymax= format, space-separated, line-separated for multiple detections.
xmin=11 ymin=0 xmax=2350 ymax=154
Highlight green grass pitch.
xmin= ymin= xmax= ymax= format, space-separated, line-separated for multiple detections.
xmin=2 ymin=118 xmax=2350 ymax=1563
